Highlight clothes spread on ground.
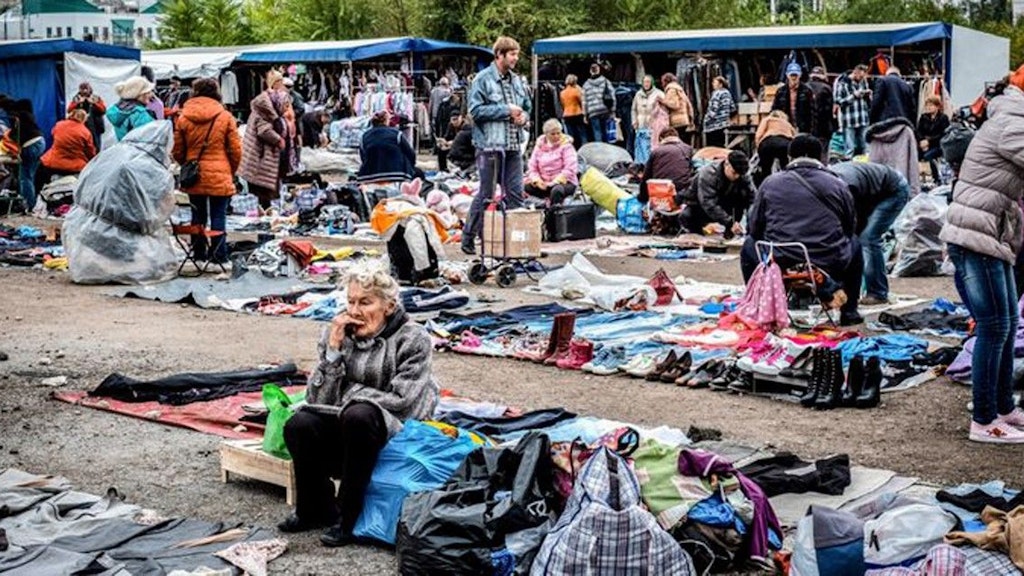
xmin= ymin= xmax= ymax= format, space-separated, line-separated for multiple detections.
xmin=877 ymin=306 xmax=970 ymax=336
xmin=89 ymin=364 xmax=307 ymax=406
xmin=946 ymin=506 xmax=1024 ymax=570
xmin=738 ymin=452 xmax=852 ymax=497
xmin=937 ymin=488 xmax=1024 ymax=514
xmin=437 ymin=407 xmax=577 ymax=439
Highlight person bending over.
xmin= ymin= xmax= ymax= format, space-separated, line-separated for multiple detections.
xmin=278 ymin=261 xmax=439 ymax=545
xmin=525 ymin=118 xmax=579 ymax=205
xmin=677 ymin=149 xmax=754 ymax=239
xmin=743 ymin=134 xmax=863 ymax=326
xmin=830 ymin=161 xmax=910 ymax=306
xmin=357 ymin=110 xmax=417 ymax=183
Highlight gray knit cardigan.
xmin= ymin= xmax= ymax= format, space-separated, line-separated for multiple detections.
xmin=303 ymin=307 xmax=439 ymax=439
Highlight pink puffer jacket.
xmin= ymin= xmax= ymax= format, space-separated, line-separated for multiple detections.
xmin=526 ymin=134 xmax=579 ymax=186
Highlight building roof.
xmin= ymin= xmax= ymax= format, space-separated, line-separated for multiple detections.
xmin=21 ymin=0 xmax=103 ymax=14
xmin=533 ymin=22 xmax=955 ymax=55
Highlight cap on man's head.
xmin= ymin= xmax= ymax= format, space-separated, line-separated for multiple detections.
xmin=726 ymin=150 xmax=750 ymax=175
xmin=810 ymin=66 xmax=827 ymax=80
xmin=786 ymin=62 xmax=803 ymax=77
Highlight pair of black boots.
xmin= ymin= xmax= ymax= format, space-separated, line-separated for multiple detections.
xmin=798 ymin=348 xmax=880 ymax=410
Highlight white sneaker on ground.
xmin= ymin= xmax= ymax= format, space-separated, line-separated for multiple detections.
xmin=999 ymin=408 xmax=1024 ymax=428
xmin=969 ymin=421 xmax=1024 ymax=444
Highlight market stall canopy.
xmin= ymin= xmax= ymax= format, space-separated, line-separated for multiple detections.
xmin=0 ymin=38 xmax=139 ymax=61
xmin=533 ymin=22 xmax=955 ymax=54
xmin=143 ymin=46 xmax=253 ymax=80
xmin=233 ymin=37 xmax=491 ymax=63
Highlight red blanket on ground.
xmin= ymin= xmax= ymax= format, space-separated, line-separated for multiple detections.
xmin=53 ymin=387 xmax=304 ymax=440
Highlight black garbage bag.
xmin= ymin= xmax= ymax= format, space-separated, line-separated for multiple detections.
xmin=396 ymin=431 xmax=560 ymax=576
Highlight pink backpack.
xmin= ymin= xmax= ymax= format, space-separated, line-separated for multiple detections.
xmin=736 ymin=251 xmax=790 ymax=331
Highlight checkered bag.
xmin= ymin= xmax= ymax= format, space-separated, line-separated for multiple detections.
xmin=295 ymin=185 xmax=325 ymax=212
xmin=531 ymin=447 xmax=696 ymax=575
xmin=231 ymin=192 xmax=259 ymax=215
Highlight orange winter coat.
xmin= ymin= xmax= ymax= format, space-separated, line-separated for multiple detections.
xmin=41 ymin=119 xmax=95 ymax=172
xmin=172 ymin=96 xmax=242 ymax=196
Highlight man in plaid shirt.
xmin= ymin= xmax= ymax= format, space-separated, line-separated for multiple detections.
xmin=835 ymin=64 xmax=872 ymax=158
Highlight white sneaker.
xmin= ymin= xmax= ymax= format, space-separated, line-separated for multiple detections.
xmin=969 ymin=421 xmax=1024 ymax=444
xmin=999 ymin=408 xmax=1024 ymax=428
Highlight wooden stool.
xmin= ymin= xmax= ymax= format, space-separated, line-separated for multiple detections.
xmin=220 ymin=439 xmax=296 ymax=505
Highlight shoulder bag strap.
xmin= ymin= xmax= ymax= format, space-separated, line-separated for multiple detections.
xmin=193 ymin=111 xmax=224 ymax=162
xmin=788 ymin=169 xmax=843 ymax=218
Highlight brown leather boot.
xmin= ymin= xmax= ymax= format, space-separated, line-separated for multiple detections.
xmin=543 ymin=313 xmax=576 ymax=365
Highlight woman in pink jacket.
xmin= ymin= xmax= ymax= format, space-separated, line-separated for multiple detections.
xmin=525 ymin=118 xmax=579 ymax=205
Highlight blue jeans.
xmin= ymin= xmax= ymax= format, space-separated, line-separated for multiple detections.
xmin=589 ymin=115 xmax=611 ymax=143
xmin=948 ymin=244 xmax=1019 ymax=424
xmin=860 ymin=174 xmax=910 ymax=299
xmin=464 ymin=150 xmax=524 ymax=247
xmin=921 ymin=146 xmax=943 ymax=183
xmin=844 ymin=125 xmax=868 ymax=158
xmin=19 ymin=139 xmax=45 ymax=210
xmin=189 ymin=194 xmax=229 ymax=262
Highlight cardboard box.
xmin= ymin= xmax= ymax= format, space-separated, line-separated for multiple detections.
xmin=737 ymin=102 xmax=759 ymax=116
xmin=483 ymin=209 xmax=543 ymax=259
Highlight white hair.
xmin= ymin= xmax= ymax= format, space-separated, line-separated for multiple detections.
xmin=344 ymin=260 xmax=400 ymax=305
xmin=542 ymin=118 xmax=562 ymax=135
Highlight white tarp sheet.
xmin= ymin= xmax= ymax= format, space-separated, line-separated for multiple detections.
xmin=64 ymin=52 xmax=141 ymax=151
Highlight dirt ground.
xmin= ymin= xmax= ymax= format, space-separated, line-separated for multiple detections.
xmin=0 ymin=219 xmax=1015 ymax=575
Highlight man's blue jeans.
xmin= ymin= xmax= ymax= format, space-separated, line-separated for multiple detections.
xmin=19 ymin=139 xmax=45 ymax=210
xmin=859 ymin=174 xmax=910 ymax=300
xmin=589 ymin=115 xmax=611 ymax=143
xmin=844 ymin=125 xmax=868 ymax=158
xmin=948 ymin=244 xmax=1019 ymax=425
xmin=463 ymin=150 xmax=524 ymax=248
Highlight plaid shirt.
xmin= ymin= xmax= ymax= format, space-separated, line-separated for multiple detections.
xmin=531 ymin=448 xmax=697 ymax=575
xmin=834 ymin=77 xmax=871 ymax=130
xmin=499 ymin=72 xmax=522 ymax=151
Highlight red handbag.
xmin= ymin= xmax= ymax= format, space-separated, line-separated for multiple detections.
xmin=647 ymin=268 xmax=682 ymax=306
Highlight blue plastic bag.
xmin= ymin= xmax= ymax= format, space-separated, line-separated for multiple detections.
xmin=353 ymin=420 xmax=482 ymax=544
xmin=616 ymin=197 xmax=650 ymax=234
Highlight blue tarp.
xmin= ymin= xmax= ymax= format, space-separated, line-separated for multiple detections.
xmin=234 ymin=37 xmax=490 ymax=63
xmin=0 ymin=38 xmax=140 ymax=62
xmin=533 ymin=22 xmax=952 ymax=55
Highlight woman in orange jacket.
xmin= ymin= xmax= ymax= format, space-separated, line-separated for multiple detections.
xmin=37 ymin=109 xmax=96 ymax=191
xmin=172 ymin=77 xmax=242 ymax=266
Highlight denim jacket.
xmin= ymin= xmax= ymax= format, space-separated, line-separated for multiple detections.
xmin=468 ymin=62 xmax=532 ymax=151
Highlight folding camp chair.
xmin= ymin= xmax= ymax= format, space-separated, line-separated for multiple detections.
xmin=170 ymin=193 xmax=227 ymax=277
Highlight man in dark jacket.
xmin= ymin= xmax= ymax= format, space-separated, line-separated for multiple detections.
xmin=772 ymin=62 xmax=814 ymax=134
xmin=916 ymin=95 xmax=950 ymax=183
xmin=300 ymin=109 xmax=331 ymax=148
xmin=870 ymin=68 xmax=916 ymax=124
xmin=830 ymin=161 xmax=910 ymax=306
xmin=808 ymin=67 xmax=835 ymax=161
xmin=678 ymin=149 xmax=754 ymax=238
xmin=638 ymin=127 xmax=693 ymax=203
xmin=743 ymin=134 xmax=864 ymax=325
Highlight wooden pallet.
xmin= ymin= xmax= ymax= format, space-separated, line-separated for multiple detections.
xmin=220 ymin=439 xmax=296 ymax=505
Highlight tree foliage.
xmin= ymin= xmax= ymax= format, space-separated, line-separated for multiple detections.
xmin=152 ymin=0 xmax=1022 ymax=67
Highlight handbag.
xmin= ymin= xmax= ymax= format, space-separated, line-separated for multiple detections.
xmin=179 ymin=112 xmax=223 ymax=188
xmin=647 ymin=268 xmax=683 ymax=306
xmin=735 ymin=246 xmax=790 ymax=331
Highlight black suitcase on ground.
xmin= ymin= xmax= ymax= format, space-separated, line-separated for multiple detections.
xmin=544 ymin=203 xmax=596 ymax=242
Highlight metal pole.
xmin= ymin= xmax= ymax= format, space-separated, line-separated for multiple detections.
xmin=531 ymin=53 xmax=539 ymax=134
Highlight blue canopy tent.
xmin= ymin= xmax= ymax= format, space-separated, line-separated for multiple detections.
xmin=532 ymin=22 xmax=1009 ymax=107
xmin=0 ymin=39 xmax=140 ymax=146
xmin=233 ymin=37 xmax=491 ymax=65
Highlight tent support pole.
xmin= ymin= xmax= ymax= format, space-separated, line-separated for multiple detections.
xmin=347 ymin=61 xmax=354 ymax=101
xmin=532 ymin=53 xmax=539 ymax=133
xmin=941 ymin=37 xmax=948 ymax=81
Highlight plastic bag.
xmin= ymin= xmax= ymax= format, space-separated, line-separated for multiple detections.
xmin=62 ymin=121 xmax=178 ymax=285
xmin=261 ymin=384 xmax=300 ymax=459
xmin=891 ymin=191 xmax=951 ymax=277
xmin=577 ymin=142 xmax=633 ymax=176
xmin=616 ymin=196 xmax=650 ymax=234
xmin=579 ymin=167 xmax=630 ymax=214
xmin=353 ymin=421 xmax=483 ymax=545
xmin=396 ymin=431 xmax=560 ymax=576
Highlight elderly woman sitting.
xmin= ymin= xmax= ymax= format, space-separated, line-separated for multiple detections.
xmin=278 ymin=261 xmax=439 ymax=546
xmin=525 ymin=118 xmax=579 ymax=205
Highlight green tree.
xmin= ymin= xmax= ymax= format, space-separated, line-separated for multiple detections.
xmin=155 ymin=0 xmax=205 ymax=47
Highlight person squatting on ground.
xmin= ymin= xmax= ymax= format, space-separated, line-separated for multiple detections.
xmin=940 ymin=76 xmax=1024 ymax=444
xmin=637 ymin=127 xmax=693 ymax=217
xmin=278 ymin=261 xmax=439 ymax=545
xmin=172 ymin=77 xmax=242 ymax=267
xmin=679 ymin=149 xmax=754 ymax=239
xmin=37 ymin=109 xmax=96 ymax=192
xmin=462 ymin=36 xmax=531 ymax=255
xmin=107 ymin=76 xmax=156 ymax=141
xmin=743 ymin=134 xmax=864 ymax=326
xmin=525 ymin=118 xmax=579 ymax=206
xmin=830 ymin=161 xmax=911 ymax=306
